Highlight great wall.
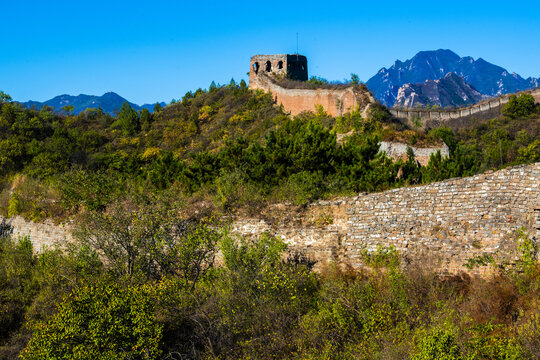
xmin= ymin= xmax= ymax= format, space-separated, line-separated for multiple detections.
xmin=389 ymin=87 xmax=540 ymax=126
xmin=2 ymin=163 xmax=539 ymax=275
xmin=0 ymin=54 xmax=538 ymax=276
xmin=249 ymin=53 xmax=540 ymax=127
xmin=249 ymin=54 xmax=538 ymax=165
xmin=249 ymin=54 xmax=374 ymax=118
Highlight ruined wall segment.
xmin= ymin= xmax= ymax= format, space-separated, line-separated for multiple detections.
xmin=379 ymin=141 xmax=449 ymax=166
xmin=0 ymin=215 xmax=72 ymax=252
xmin=233 ymin=163 xmax=540 ymax=275
xmin=3 ymin=163 xmax=539 ymax=276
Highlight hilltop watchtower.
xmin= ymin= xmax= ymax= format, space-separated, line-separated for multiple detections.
xmin=247 ymin=53 xmax=374 ymax=117
xmin=249 ymin=54 xmax=308 ymax=88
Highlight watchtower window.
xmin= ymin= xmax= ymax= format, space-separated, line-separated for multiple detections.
xmin=277 ymin=61 xmax=283 ymax=69
xmin=301 ymin=64 xmax=305 ymax=71
xmin=265 ymin=61 xmax=272 ymax=72
xmin=253 ymin=62 xmax=259 ymax=74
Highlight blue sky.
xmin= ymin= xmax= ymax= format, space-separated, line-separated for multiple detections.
xmin=2 ymin=0 xmax=539 ymax=104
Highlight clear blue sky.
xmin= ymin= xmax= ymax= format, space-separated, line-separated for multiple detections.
xmin=2 ymin=0 xmax=539 ymax=104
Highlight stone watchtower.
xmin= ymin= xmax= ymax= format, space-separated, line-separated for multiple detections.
xmin=249 ymin=54 xmax=308 ymax=89
xmin=248 ymin=53 xmax=374 ymax=117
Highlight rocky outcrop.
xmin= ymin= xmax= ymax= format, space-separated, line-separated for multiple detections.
xmin=394 ymin=72 xmax=487 ymax=108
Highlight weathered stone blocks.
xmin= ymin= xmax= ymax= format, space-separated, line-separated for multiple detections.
xmin=232 ymin=163 xmax=540 ymax=274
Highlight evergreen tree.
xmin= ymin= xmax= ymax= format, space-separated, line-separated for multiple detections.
xmin=113 ymin=102 xmax=140 ymax=135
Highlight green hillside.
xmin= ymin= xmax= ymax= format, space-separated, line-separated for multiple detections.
xmin=0 ymin=85 xmax=539 ymax=221
xmin=0 ymin=85 xmax=540 ymax=358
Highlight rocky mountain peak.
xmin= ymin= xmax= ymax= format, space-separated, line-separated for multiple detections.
xmin=394 ymin=72 xmax=487 ymax=108
xmin=366 ymin=50 xmax=538 ymax=107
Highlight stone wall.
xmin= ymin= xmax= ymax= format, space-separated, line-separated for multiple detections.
xmin=379 ymin=141 xmax=449 ymax=166
xmin=389 ymin=87 xmax=540 ymax=126
xmin=250 ymin=73 xmax=375 ymax=117
xmin=233 ymin=163 xmax=540 ymax=274
xmin=250 ymin=54 xmax=308 ymax=82
xmin=3 ymin=163 xmax=539 ymax=275
xmin=0 ymin=215 xmax=72 ymax=252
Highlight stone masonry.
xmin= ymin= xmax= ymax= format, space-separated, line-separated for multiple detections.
xmin=379 ymin=141 xmax=450 ymax=166
xmin=2 ymin=163 xmax=539 ymax=275
xmin=0 ymin=215 xmax=73 ymax=252
xmin=250 ymin=54 xmax=308 ymax=83
xmin=233 ymin=163 xmax=540 ymax=274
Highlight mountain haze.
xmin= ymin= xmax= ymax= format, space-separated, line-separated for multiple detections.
xmin=366 ymin=49 xmax=539 ymax=106
xmin=21 ymin=92 xmax=166 ymax=115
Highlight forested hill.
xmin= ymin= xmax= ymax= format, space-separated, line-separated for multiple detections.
xmin=0 ymin=81 xmax=539 ymax=222
xmin=0 ymin=82 xmax=540 ymax=359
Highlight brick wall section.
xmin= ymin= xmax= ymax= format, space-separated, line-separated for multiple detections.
xmin=379 ymin=141 xmax=450 ymax=166
xmin=389 ymin=87 xmax=540 ymax=125
xmin=233 ymin=163 xmax=540 ymax=274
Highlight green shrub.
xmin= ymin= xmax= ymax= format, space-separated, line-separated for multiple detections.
xmin=21 ymin=282 xmax=162 ymax=360
xmin=412 ymin=327 xmax=462 ymax=360
xmin=502 ymin=93 xmax=538 ymax=118
xmin=7 ymin=192 xmax=21 ymax=218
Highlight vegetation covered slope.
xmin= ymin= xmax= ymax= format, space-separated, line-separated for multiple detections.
xmin=2 ymin=219 xmax=540 ymax=359
xmin=0 ymin=85 xmax=539 ymax=221
xmin=0 ymin=85 xmax=539 ymax=358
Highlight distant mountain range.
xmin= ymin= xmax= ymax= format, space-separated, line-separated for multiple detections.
xmin=394 ymin=72 xmax=488 ymax=108
xmin=366 ymin=49 xmax=539 ymax=107
xmin=15 ymin=50 xmax=539 ymax=113
xmin=21 ymin=92 xmax=166 ymax=115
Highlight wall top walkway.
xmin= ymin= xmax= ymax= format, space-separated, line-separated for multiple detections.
xmin=389 ymin=87 xmax=540 ymax=123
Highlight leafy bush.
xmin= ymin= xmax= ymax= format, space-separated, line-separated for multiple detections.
xmin=502 ymin=93 xmax=539 ymax=118
xmin=412 ymin=327 xmax=462 ymax=360
xmin=21 ymin=282 xmax=162 ymax=360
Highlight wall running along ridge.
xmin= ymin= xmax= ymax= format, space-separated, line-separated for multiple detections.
xmin=389 ymin=87 xmax=540 ymax=125
xmin=249 ymin=73 xmax=375 ymax=118
xmin=2 ymin=163 xmax=539 ymax=275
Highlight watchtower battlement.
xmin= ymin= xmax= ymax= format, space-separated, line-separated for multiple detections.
xmin=249 ymin=54 xmax=308 ymax=87
xmin=248 ymin=53 xmax=374 ymax=117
